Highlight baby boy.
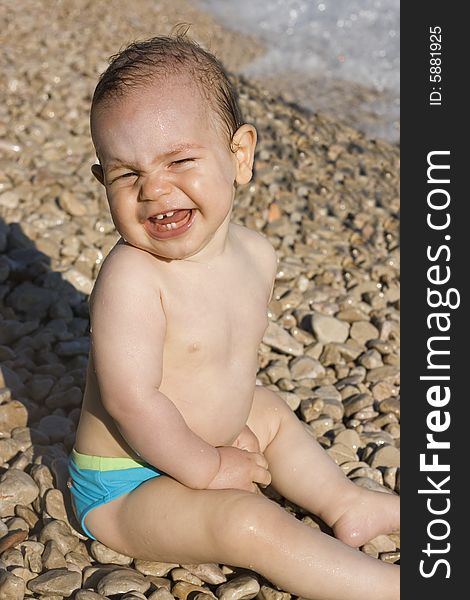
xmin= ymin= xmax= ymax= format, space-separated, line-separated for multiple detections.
xmin=68 ymin=33 xmax=400 ymax=600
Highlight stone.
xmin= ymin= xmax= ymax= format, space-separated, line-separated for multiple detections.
xmin=148 ymin=588 xmax=175 ymax=600
xmin=334 ymin=429 xmax=361 ymax=451
xmin=0 ymin=400 xmax=28 ymax=433
xmin=89 ymin=540 xmax=133 ymax=565
xmin=348 ymin=466 xmax=383 ymax=485
xmin=309 ymin=417 xmax=334 ymax=438
xmin=172 ymin=581 xmax=216 ymax=600
xmin=0 ymin=570 xmax=25 ymax=600
xmin=366 ymin=366 xmax=399 ymax=384
xmin=170 ymin=568 xmax=204 ymax=586
xmin=343 ymin=393 xmax=373 ymax=418
xmin=300 ymin=398 xmax=324 ymax=422
xmin=379 ymin=397 xmax=400 ymax=418
xmin=134 ymin=560 xmax=179 ymax=576
xmin=289 ymin=356 xmax=325 ymax=380
xmin=215 ymin=575 xmax=260 ymax=600
xmin=180 ymin=563 xmax=226 ymax=585
xmin=75 ymin=590 xmax=110 ymax=600
xmin=0 ymin=470 xmax=39 ymax=518
xmin=58 ymin=190 xmax=87 ymax=217
xmin=97 ymin=569 xmax=150 ymax=596
xmin=42 ymin=539 xmax=67 ymax=570
xmin=369 ymin=445 xmax=400 ymax=469
xmin=262 ymin=322 xmax=303 ymax=356
xmin=38 ymin=520 xmax=80 ymax=555
xmin=358 ymin=349 xmax=383 ymax=369
xmin=30 ymin=464 xmax=55 ymax=496
xmin=44 ymin=489 xmax=69 ymax=522
xmin=0 ymin=529 xmax=28 ymax=553
xmin=311 ymin=313 xmax=350 ymax=344
xmin=258 ymin=584 xmax=291 ymax=600
xmin=350 ymin=321 xmax=379 ymax=345
xmin=37 ymin=414 xmax=75 ymax=443
xmin=27 ymin=568 xmax=82 ymax=596
xmin=326 ymin=443 xmax=358 ymax=465
xmin=1 ymin=547 xmax=23 ymax=569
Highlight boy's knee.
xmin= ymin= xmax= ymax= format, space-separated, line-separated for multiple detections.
xmin=219 ymin=492 xmax=285 ymax=549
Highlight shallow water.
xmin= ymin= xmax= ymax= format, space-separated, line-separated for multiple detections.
xmin=196 ymin=0 xmax=400 ymax=143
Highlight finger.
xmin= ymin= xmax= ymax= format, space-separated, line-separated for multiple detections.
xmin=253 ymin=465 xmax=272 ymax=488
xmin=252 ymin=452 xmax=269 ymax=470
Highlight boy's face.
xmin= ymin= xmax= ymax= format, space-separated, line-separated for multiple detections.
xmin=90 ymin=76 xmax=256 ymax=261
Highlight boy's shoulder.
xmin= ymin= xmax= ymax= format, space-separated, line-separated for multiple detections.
xmin=229 ymin=222 xmax=278 ymax=274
xmin=90 ymin=239 xmax=158 ymax=304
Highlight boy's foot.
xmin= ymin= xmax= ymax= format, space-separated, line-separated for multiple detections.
xmin=331 ymin=486 xmax=400 ymax=548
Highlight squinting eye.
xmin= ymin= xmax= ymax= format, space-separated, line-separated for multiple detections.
xmin=120 ymin=172 xmax=137 ymax=179
xmin=172 ymin=158 xmax=195 ymax=166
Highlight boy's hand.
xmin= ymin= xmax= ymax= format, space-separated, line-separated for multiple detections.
xmin=206 ymin=446 xmax=271 ymax=493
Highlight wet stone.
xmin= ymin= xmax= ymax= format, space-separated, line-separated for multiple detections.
xmin=334 ymin=429 xmax=361 ymax=451
xmin=215 ymin=575 xmax=260 ymax=600
xmin=172 ymin=581 xmax=216 ymax=600
xmin=181 ymin=563 xmax=227 ymax=585
xmin=97 ymin=569 xmax=150 ymax=596
xmin=326 ymin=443 xmax=358 ymax=465
xmin=369 ymin=445 xmax=400 ymax=469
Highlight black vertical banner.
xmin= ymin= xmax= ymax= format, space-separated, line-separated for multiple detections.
xmin=402 ymin=3 xmax=466 ymax=597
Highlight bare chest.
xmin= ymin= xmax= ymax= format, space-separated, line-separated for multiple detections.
xmin=161 ymin=264 xmax=269 ymax=364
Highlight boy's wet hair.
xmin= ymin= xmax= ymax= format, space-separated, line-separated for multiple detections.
xmin=91 ymin=24 xmax=244 ymax=151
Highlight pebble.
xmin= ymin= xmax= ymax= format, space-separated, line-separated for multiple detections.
xmin=369 ymin=445 xmax=401 ymax=469
xmin=349 ymin=321 xmax=379 ymax=345
xmin=181 ymin=564 xmax=227 ymax=585
xmin=215 ymin=575 xmax=260 ymax=600
xmin=0 ymin=470 xmax=39 ymax=518
xmin=263 ymin=321 xmax=303 ymax=356
xmin=0 ymin=570 xmax=26 ymax=600
xmin=97 ymin=569 xmax=150 ymax=596
xmin=75 ymin=590 xmax=111 ymax=600
xmin=289 ymin=356 xmax=325 ymax=380
xmin=172 ymin=581 xmax=216 ymax=599
xmin=90 ymin=541 xmax=133 ymax=566
xmin=311 ymin=314 xmax=350 ymax=344
xmin=27 ymin=568 xmax=82 ymax=596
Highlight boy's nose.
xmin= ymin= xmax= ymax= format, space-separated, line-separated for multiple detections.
xmin=138 ymin=172 xmax=172 ymax=202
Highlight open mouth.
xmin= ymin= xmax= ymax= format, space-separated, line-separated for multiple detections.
xmin=145 ymin=208 xmax=195 ymax=239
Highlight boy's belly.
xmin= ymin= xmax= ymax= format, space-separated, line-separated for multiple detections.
xmin=74 ymin=353 xmax=257 ymax=459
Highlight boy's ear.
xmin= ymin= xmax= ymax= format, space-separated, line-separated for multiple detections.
xmin=231 ymin=124 xmax=257 ymax=185
xmin=91 ymin=163 xmax=105 ymax=186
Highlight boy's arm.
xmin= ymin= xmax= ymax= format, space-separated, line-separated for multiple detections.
xmin=89 ymin=248 xmax=220 ymax=489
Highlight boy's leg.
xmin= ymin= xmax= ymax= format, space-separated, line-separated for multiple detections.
xmin=246 ymin=386 xmax=400 ymax=547
xmin=86 ymin=472 xmax=398 ymax=600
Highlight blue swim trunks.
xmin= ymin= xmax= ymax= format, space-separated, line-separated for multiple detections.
xmin=68 ymin=448 xmax=163 ymax=540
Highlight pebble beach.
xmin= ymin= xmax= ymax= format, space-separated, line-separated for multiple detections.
xmin=0 ymin=0 xmax=400 ymax=598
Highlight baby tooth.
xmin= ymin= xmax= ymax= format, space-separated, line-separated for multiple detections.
xmin=166 ymin=211 xmax=175 ymax=218
xmin=156 ymin=214 xmax=164 ymax=220
xmin=171 ymin=222 xmax=177 ymax=229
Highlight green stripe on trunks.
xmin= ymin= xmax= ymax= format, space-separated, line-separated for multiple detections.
xmin=71 ymin=448 xmax=149 ymax=471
